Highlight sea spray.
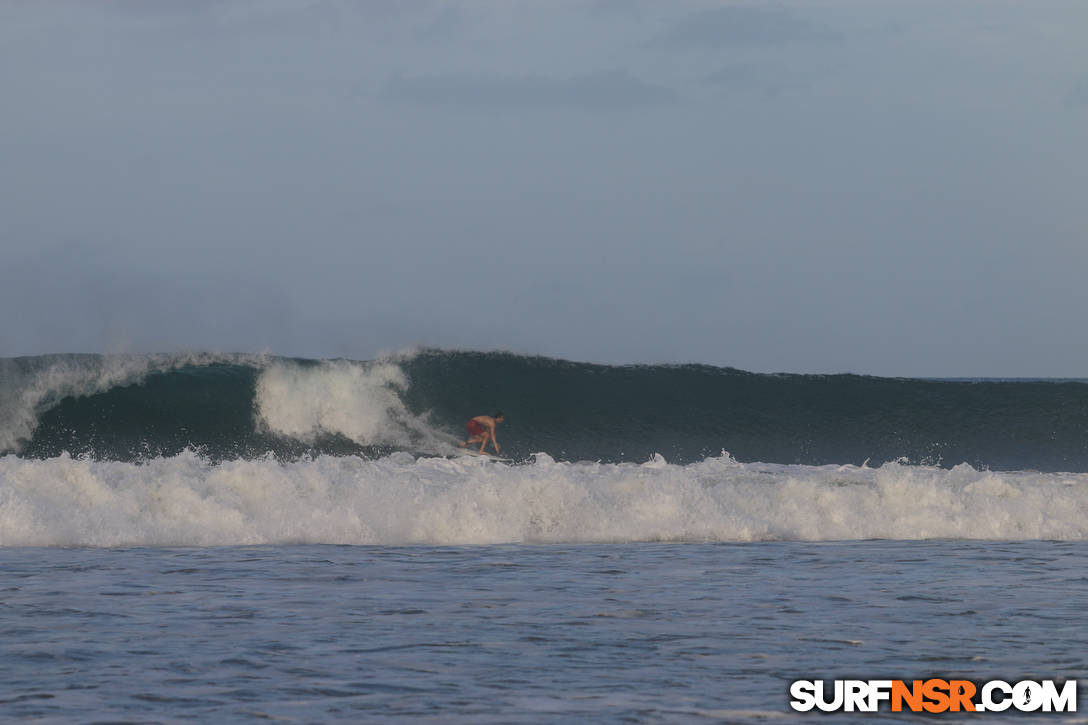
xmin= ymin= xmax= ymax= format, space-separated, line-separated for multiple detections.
xmin=254 ymin=358 xmax=455 ymax=451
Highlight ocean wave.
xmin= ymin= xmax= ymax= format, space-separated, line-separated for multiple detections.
xmin=2 ymin=452 xmax=1086 ymax=547
xmin=4 ymin=349 xmax=1088 ymax=471
xmin=0 ymin=352 xmax=264 ymax=454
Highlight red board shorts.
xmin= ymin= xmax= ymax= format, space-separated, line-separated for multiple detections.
xmin=466 ymin=419 xmax=486 ymax=437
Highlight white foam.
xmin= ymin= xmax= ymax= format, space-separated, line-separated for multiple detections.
xmin=2 ymin=452 xmax=1086 ymax=547
xmin=254 ymin=359 xmax=455 ymax=451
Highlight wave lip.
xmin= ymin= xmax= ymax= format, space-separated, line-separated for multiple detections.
xmin=0 ymin=352 xmax=265 ymax=455
xmin=2 ymin=453 xmax=1086 ymax=547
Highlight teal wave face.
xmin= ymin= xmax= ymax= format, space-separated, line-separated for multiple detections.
xmin=398 ymin=350 xmax=1088 ymax=470
xmin=7 ymin=350 xmax=1088 ymax=471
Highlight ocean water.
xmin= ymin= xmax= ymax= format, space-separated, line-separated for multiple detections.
xmin=3 ymin=542 xmax=1085 ymax=723
xmin=2 ymin=351 xmax=1086 ymax=722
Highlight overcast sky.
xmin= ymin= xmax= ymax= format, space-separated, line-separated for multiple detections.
xmin=2 ymin=0 xmax=1086 ymax=376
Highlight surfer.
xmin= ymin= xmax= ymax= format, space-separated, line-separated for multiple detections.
xmin=460 ymin=412 xmax=504 ymax=455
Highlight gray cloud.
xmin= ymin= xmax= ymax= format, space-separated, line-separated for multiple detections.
xmin=2 ymin=1 xmax=1087 ymax=375
xmin=382 ymin=70 xmax=677 ymax=110
xmin=1068 ymin=77 xmax=1088 ymax=109
xmin=702 ymin=62 xmax=822 ymax=97
xmin=100 ymin=0 xmax=221 ymax=17
xmin=412 ymin=5 xmax=468 ymax=43
xmin=655 ymin=5 xmax=839 ymax=49
xmin=589 ymin=0 xmax=647 ymax=20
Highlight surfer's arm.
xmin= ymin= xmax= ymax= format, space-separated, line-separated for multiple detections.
xmin=488 ymin=423 xmax=500 ymax=454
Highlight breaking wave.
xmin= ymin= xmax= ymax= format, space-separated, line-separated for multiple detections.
xmin=5 ymin=349 xmax=1088 ymax=470
xmin=1 ymin=452 xmax=1085 ymax=547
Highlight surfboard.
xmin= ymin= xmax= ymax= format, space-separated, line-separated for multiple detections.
xmin=457 ymin=449 xmax=513 ymax=462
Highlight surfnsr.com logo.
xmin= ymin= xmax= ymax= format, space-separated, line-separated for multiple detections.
xmin=790 ymin=679 xmax=1077 ymax=713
